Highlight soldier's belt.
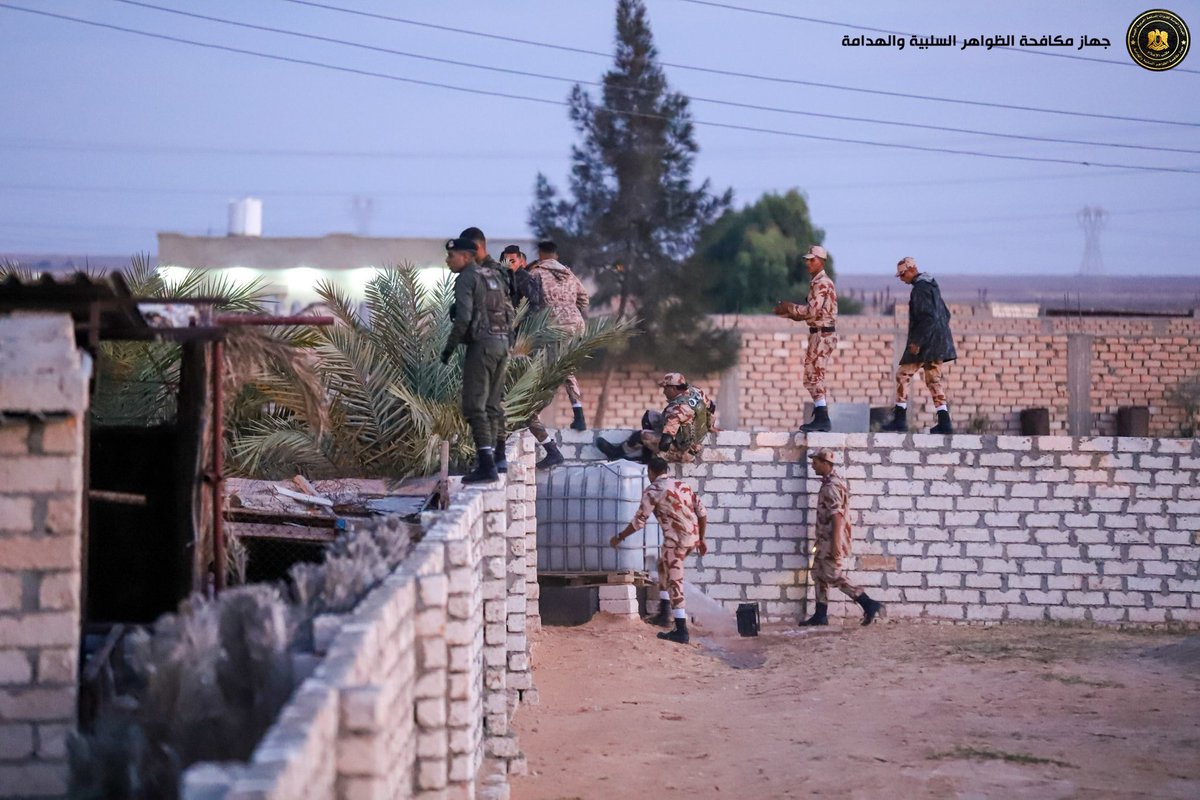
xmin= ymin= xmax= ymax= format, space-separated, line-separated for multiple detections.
xmin=808 ymin=326 xmax=836 ymax=334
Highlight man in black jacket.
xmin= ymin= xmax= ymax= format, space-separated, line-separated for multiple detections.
xmin=882 ymin=256 xmax=957 ymax=434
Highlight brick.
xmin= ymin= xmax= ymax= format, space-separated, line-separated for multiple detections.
xmin=0 ymin=456 xmax=80 ymax=493
xmin=0 ymin=496 xmax=34 ymax=532
xmin=0 ymin=686 xmax=75 ymax=721
xmin=0 ymin=537 xmax=78 ymax=570
xmin=36 ymin=649 xmax=75 ymax=685
xmin=0 ymin=614 xmax=76 ymax=648
xmin=0 ymin=763 xmax=67 ymax=797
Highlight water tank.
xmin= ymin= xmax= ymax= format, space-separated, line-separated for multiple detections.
xmin=536 ymin=461 xmax=662 ymax=573
xmin=228 ymin=197 xmax=263 ymax=237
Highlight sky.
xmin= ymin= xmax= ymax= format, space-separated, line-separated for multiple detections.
xmin=0 ymin=0 xmax=1197 ymax=275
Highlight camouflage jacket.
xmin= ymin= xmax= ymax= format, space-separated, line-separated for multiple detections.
xmin=783 ymin=269 xmax=838 ymax=329
xmin=529 ymin=258 xmax=588 ymax=334
xmin=661 ymin=387 xmax=715 ymax=459
xmin=814 ymin=470 xmax=853 ymax=559
xmin=629 ymin=474 xmax=707 ymax=548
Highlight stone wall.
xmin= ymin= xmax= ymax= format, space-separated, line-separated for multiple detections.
xmin=0 ymin=314 xmax=90 ymax=799
xmin=555 ymin=429 xmax=1200 ymax=627
xmin=538 ymin=310 xmax=1200 ymax=436
xmin=182 ymin=433 xmax=539 ymax=800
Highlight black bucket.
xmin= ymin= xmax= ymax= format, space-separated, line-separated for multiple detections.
xmin=736 ymin=602 xmax=760 ymax=637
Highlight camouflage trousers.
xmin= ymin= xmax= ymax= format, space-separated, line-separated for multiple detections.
xmin=525 ymin=373 xmax=585 ymax=444
xmin=562 ymin=373 xmax=583 ymax=405
xmin=895 ymin=360 xmax=947 ymax=407
xmin=803 ymin=331 xmax=838 ymax=402
xmin=811 ymin=553 xmax=862 ymax=604
xmin=657 ymin=545 xmax=690 ymax=610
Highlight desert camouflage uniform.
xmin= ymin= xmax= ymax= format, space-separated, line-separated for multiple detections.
xmin=812 ymin=469 xmax=862 ymax=603
xmin=895 ymin=361 xmax=947 ymax=407
xmin=784 ymin=269 xmax=838 ymax=402
xmin=638 ymin=386 xmax=715 ymax=463
xmin=530 ymin=257 xmax=589 ymax=416
xmin=628 ymin=474 xmax=707 ymax=610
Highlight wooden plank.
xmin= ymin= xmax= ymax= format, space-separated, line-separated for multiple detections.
xmin=225 ymin=507 xmax=338 ymax=528
xmin=228 ymin=521 xmax=337 ymax=544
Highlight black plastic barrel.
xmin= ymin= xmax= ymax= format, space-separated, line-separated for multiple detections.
xmin=736 ymin=602 xmax=760 ymax=637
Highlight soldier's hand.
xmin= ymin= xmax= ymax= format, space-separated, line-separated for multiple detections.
xmin=659 ymin=433 xmax=675 ymax=452
xmin=772 ymin=300 xmax=793 ymax=318
xmin=440 ymin=347 xmax=453 ymax=365
xmin=609 ymin=535 xmax=622 ymax=549
xmin=907 ymin=343 xmax=920 ymax=356
xmin=697 ymin=540 xmax=708 ymax=556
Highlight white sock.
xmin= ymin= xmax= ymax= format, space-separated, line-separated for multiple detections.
xmin=672 ymin=608 xmax=686 ymax=619
xmin=814 ymin=399 xmax=827 ymax=408
xmin=936 ymin=404 xmax=948 ymax=412
xmin=480 ymin=446 xmax=493 ymax=453
xmin=659 ymin=591 xmax=670 ymax=601
xmin=896 ymin=402 xmax=907 ymax=410
xmin=572 ymin=403 xmax=582 ymax=408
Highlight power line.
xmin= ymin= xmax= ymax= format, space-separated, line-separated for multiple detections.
xmin=278 ymin=0 xmax=1200 ymax=127
xmin=98 ymin=0 xmax=1200 ymax=156
xmin=3 ymin=3 xmax=1198 ymax=174
xmin=672 ymin=0 xmax=1200 ymax=75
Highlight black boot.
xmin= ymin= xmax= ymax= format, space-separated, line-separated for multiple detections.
xmin=881 ymin=405 xmax=907 ymax=432
xmin=594 ymin=437 xmax=624 ymax=461
xmin=645 ymin=599 xmax=671 ymax=628
xmin=799 ymin=602 xmax=828 ymax=627
xmin=494 ymin=438 xmax=508 ymax=473
xmin=570 ymin=406 xmax=587 ymax=431
xmin=855 ymin=593 xmax=884 ymax=626
xmin=462 ymin=448 xmax=499 ymax=484
xmin=801 ymin=405 xmax=831 ymax=433
xmin=536 ymin=441 xmax=564 ymax=470
xmin=657 ymin=615 xmax=690 ymax=644
xmin=929 ymin=409 xmax=954 ymax=435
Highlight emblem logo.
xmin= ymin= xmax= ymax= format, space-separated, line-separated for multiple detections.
xmin=1127 ymin=10 xmax=1190 ymax=70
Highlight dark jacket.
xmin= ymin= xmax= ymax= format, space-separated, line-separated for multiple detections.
xmin=446 ymin=263 xmax=513 ymax=349
xmin=512 ymin=267 xmax=543 ymax=310
xmin=902 ymin=273 xmax=956 ymax=364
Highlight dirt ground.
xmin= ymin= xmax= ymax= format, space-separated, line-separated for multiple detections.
xmin=510 ymin=614 xmax=1200 ymax=800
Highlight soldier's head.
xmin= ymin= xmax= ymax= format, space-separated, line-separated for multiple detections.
xmin=896 ymin=256 xmax=919 ymax=284
xmin=646 ymin=455 xmax=670 ymax=479
xmin=445 ymin=238 xmax=476 ymax=272
xmin=537 ymin=240 xmax=559 ymax=260
xmin=459 ymin=227 xmax=487 ymax=263
xmin=500 ymin=245 xmax=526 ymax=271
xmin=802 ymin=244 xmax=828 ymax=277
xmin=808 ymin=447 xmax=836 ymax=476
xmin=657 ymin=372 xmax=688 ymax=400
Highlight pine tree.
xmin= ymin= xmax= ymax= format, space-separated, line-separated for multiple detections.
xmin=529 ymin=0 xmax=736 ymax=424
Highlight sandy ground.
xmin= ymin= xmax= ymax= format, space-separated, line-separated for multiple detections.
xmin=510 ymin=614 xmax=1200 ymax=800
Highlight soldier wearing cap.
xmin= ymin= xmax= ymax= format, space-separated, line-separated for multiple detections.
xmin=440 ymin=236 xmax=515 ymax=483
xmin=881 ymin=256 xmax=957 ymax=435
xmin=802 ymin=447 xmax=884 ymax=627
xmin=593 ymin=372 xmax=716 ymax=464
xmin=773 ymin=244 xmax=838 ymax=433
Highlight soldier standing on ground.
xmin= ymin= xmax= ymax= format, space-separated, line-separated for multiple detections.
xmin=881 ymin=256 xmax=957 ymax=434
xmin=593 ymin=373 xmax=716 ymax=464
xmin=774 ymin=244 xmax=838 ymax=433
xmin=801 ymin=448 xmax=884 ymax=627
xmin=440 ymin=236 xmax=515 ymax=484
xmin=529 ymin=241 xmax=590 ymax=432
xmin=610 ymin=456 xmax=708 ymax=645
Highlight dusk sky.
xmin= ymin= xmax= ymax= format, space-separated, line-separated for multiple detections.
xmin=1 ymin=0 xmax=1197 ymax=275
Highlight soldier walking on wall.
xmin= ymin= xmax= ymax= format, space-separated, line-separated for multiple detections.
xmin=593 ymin=373 xmax=716 ymax=464
xmin=610 ymin=456 xmax=708 ymax=644
xmin=774 ymin=244 xmax=838 ymax=433
xmin=801 ymin=448 xmax=884 ymax=627
xmin=882 ymin=256 xmax=957 ymax=434
xmin=529 ymin=241 xmax=590 ymax=433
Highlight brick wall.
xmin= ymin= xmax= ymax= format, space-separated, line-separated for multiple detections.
xmin=0 ymin=315 xmax=90 ymax=799
xmin=181 ymin=432 xmax=539 ymax=800
xmin=554 ymin=429 xmax=1200 ymax=627
xmin=536 ymin=309 xmax=1200 ymax=437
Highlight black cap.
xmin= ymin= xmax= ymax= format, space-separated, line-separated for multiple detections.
xmin=446 ymin=237 xmax=476 ymax=252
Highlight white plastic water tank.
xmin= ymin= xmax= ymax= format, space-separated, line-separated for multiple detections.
xmin=536 ymin=461 xmax=662 ymax=573
xmin=228 ymin=197 xmax=263 ymax=237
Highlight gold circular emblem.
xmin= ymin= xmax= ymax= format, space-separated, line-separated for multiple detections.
xmin=1127 ymin=9 xmax=1190 ymax=71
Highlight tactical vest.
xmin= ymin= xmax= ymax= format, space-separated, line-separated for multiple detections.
xmin=473 ymin=267 xmax=515 ymax=340
xmin=668 ymin=387 xmax=711 ymax=451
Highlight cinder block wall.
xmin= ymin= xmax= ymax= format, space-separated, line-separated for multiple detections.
xmin=181 ymin=432 xmax=539 ymax=800
xmin=0 ymin=314 xmax=89 ymax=799
xmin=555 ymin=430 xmax=1200 ymax=627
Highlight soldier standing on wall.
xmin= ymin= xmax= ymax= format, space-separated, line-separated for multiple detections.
xmin=440 ymin=236 xmax=515 ymax=483
xmin=881 ymin=256 xmax=957 ymax=434
xmin=593 ymin=373 xmax=716 ymax=464
xmin=610 ymin=456 xmax=708 ymax=644
xmin=773 ymin=244 xmax=838 ymax=433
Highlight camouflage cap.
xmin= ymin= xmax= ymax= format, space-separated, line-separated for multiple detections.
xmin=657 ymin=372 xmax=688 ymax=387
xmin=896 ymin=256 xmax=917 ymax=275
xmin=802 ymin=244 xmax=829 ymax=261
xmin=808 ymin=447 xmax=836 ymax=463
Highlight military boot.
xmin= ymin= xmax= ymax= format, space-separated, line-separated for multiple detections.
xmin=594 ymin=437 xmax=624 ymax=461
xmin=799 ymin=602 xmax=828 ymax=627
xmin=645 ymin=599 xmax=671 ymax=628
xmin=881 ymin=405 xmax=907 ymax=432
xmin=536 ymin=441 xmax=564 ymax=470
xmin=801 ymin=405 xmax=831 ymax=433
xmin=855 ymin=593 xmax=884 ymax=626
xmin=462 ymin=448 xmax=499 ymax=484
xmin=570 ymin=407 xmax=587 ymax=431
xmin=657 ymin=616 xmax=690 ymax=644
xmin=494 ymin=438 xmax=508 ymax=473
xmin=929 ymin=409 xmax=954 ymax=435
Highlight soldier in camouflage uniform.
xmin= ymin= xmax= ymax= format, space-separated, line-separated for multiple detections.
xmin=774 ymin=244 xmax=838 ymax=433
xmin=440 ymin=236 xmax=515 ymax=484
xmin=801 ymin=448 xmax=883 ymax=626
xmin=530 ymin=241 xmax=590 ymax=431
xmin=610 ymin=455 xmax=708 ymax=644
xmin=594 ymin=373 xmax=716 ymax=464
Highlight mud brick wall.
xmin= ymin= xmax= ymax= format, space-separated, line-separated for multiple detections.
xmin=537 ymin=309 xmax=1200 ymax=436
xmin=182 ymin=433 xmax=539 ymax=800
xmin=556 ymin=430 xmax=1200 ymax=627
xmin=0 ymin=314 xmax=90 ymax=799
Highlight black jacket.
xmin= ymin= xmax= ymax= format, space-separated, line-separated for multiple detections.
xmin=902 ymin=274 xmax=957 ymax=364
